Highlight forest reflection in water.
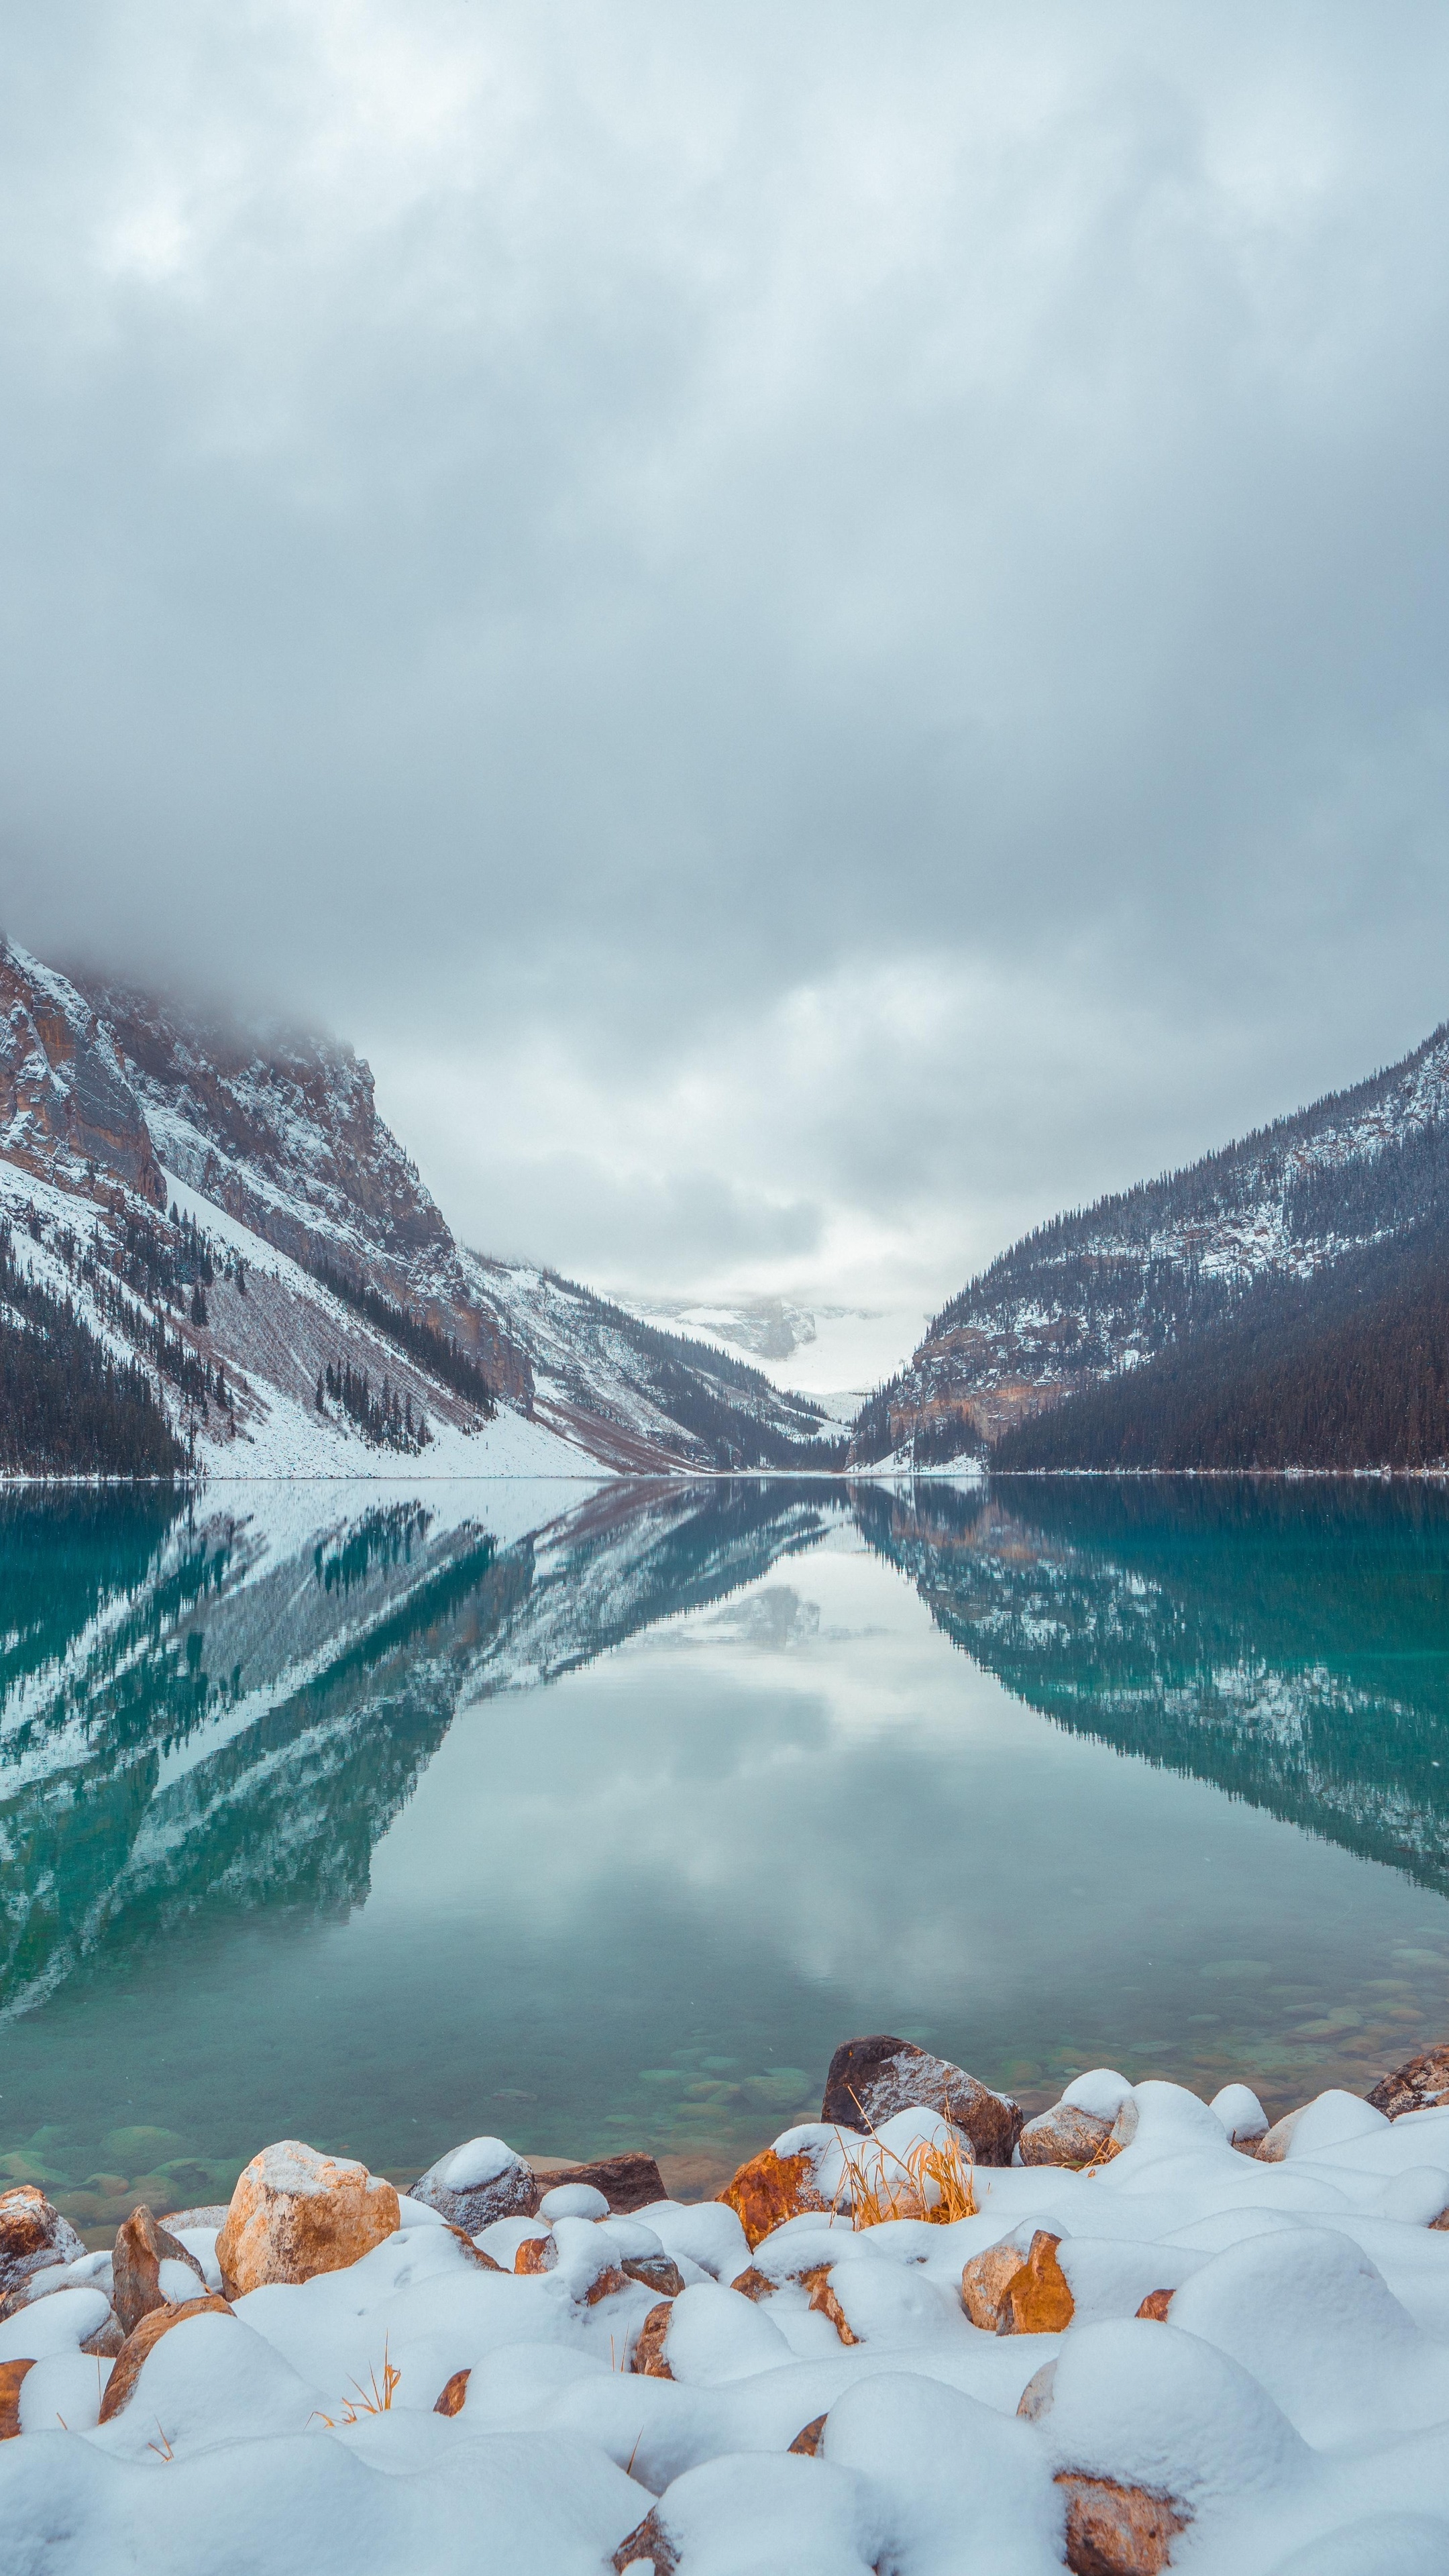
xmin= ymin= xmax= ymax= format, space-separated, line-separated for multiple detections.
xmin=3 ymin=1471 xmax=1448 ymax=2225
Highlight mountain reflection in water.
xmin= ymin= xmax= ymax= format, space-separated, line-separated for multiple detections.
xmin=3 ymin=1473 xmax=1448 ymax=2223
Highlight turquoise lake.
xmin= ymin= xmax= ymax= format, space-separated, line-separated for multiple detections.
xmin=3 ymin=1474 xmax=1449 ymax=2226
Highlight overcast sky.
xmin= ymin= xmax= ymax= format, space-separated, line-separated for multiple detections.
xmin=4 ymin=1 xmax=1449 ymax=1333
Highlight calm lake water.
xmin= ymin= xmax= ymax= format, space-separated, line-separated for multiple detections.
xmin=4 ymin=1473 xmax=1449 ymax=2226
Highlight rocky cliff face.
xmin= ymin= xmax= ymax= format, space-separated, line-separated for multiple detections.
xmin=0 ymin=938 xmax=840 ymax=1476
xmin=0 ymin=945 xmax=165 ymax=1210
xmin=75 ymin=975 xmax=531 ymax=1405
xmin=854 ymin=1017 xmax=1449 ymax=1463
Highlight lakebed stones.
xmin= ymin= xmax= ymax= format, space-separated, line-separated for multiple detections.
xmin=1368 ymin=2042 xmax=1449 ymax=2121
xmin=0 ymin=2187 xmax=85 ymax=2302
xmin=1055 ymin=2472 xmax=1190 ymax=2576
xmin=216 ymin=2142 xmax=400 ymax=2297
xmin=820 ymin=2035 xmax=1022 ymax=2166
xmin=112 ymin=2205 xmax=207 ymax=2335
xmin=407 ymin=2137 xmax=537 ymax=2233
xmin=434 ymin=2368 xmax=471 ymax=2417
xmin=97 ymin=2294 xmax=236 ymax=2422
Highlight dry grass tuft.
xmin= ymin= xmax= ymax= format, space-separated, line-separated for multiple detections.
xmin=837 ymin=2101 xmax=977 ymax=2229
xmin=312 ymin=2337 xmax=401 ymax=2428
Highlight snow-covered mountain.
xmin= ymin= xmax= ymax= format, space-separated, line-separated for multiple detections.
xmin=0 ymin=941 xmax=843 ymax=1477
xmin=853 ymin=1018 xmax=1449 ymax=1465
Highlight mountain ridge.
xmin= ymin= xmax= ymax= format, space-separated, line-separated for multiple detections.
xmin=852 ymin=1016 xmax=1449 ymax=1468
xmin=0 ymin=938 xmax=843 ymax=1478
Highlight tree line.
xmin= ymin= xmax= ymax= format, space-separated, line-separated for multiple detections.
xmin=0 ymin=1218 xmax=184 ymax=1477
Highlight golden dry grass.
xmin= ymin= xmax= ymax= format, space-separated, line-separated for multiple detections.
xmin=836 ymin=2112 xmax=977 ymax=2228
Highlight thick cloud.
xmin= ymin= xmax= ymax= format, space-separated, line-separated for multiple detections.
xmin=3 ymin=1 xmax=1448 ymax=1319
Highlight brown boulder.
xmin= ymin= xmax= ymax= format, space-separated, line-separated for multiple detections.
xmin=630 ymin=2300 xmax=675 ymax=2377
xmin=718 ymin=2148 xmax=828 ymax=2248
xmin=98 ymin=2295 xmax=235 ymax=2421
xmin=80 ymin=2310 xmax=126 ymax=2357
xmin=731 ymin=2266 xmax=777 ymax=2304
xmin=613 ymin=2508 xmax=679 ymax=2575
xmin=623 ymin=2254 xmax=686 ymax=2299
xmin=1368 ymin=2043 xmax=1449 ymax=2121
xmin=820 ymin=2035 xmax=1022 ymax=2166
xmin=0 ymin=2186 xmax=86 ymax=2302
xmin=1135 ymin=2288 xmax=1174 ymax=2322
xmin=0 ymin=2358 xmax=35 ymax=2440
xmin=1019 ymin=2104 xmax=1118 ymax=2169
xmin=515 ymin=2235 xmax=555 ymax=2274
xmin=1055 ymin=2473 xmax=1189 ymax=2575
xmin=113 ymin=2205 xmax=207 ymax=2335
xmin=216 ymin=2142 xmax=400 ymax=2296
xmin=434 ymin=2368 xmax=471 ymax=2416
xmin=532 ymin=2153 xmax=667 ymax=2213
xmin=789 ymin=2413 xmax=827 ymax=2456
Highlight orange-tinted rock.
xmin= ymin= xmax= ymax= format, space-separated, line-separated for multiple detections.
xmin=1006 ymin=2232 xmax=1075 ymax=2334
xmin=0 ymin=2358 xmax=35 ymax=2440
xmin=113 ymin=2204 xmax=207 ymax=2335
xmin=98 ymin=2296 xmax=235 ymax=2421
xmin=612 ymin=2508 xmax=679 ymax=2575
xmin=962 ymin=2239 xmax=1031 ymax=2332
xmin=731 ymin=2266 xmax=777 ymax=2304
xmin=1019 ymin=2105 xmax=1118 ymax=2169
xmin=789 ymin=2413 xmax=827 ymax=2456
xmin=584 ymin=2265 xmax=632 ymax=2306
xmin=447 ymin=2226 xmax=503 ymax=2273
xmin=515 ymin=2235 xmax=555 ymax=2275
xmin=630 ymin=2300 xmax=675 ymax=2377
xmin=820 ymin=2035 xmax=1022 ymax=2166
xmin=801 ymin=2265 xmax=860 ymax=2346
xmin=718 ymin=2149 xmax=826 ymax=2248
xmin=1368 ymin=2043 xmax=1449 ymax=2121
xmin=434 ymin=2368 xmax=471 ymax=2416
xmin=1135 ymin=2288 xmax=1174 ymax=2322
xmin=215 ymin=2142 xmax=400 ymax=2296
xmin=1055 ymin=2473 xmax=1189 ymax=2575
xmin=0 ymin=2185 xmax=85 ymax=2302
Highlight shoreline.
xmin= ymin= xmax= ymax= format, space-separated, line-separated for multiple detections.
xmin=5 ymin=2030 xmax=1449 ymax=2571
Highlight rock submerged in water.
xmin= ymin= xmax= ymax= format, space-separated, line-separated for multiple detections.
xmin=216 ymin=2142 xmax=400 ymax=2296
xmin=819 ymin=2035 xmax=1022 ymax=2165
